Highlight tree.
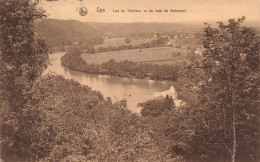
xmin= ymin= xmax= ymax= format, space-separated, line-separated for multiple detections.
xmin=125 ymin=37 xmax=131 ymax=43
xmin=98 ymin=46 xmax=104 ymax=53
xmin=192 ymin=17 xmax=259 ymax=162
xmin=0 ymin=0 xmax=49 ymax=160
xmin=163 ymin=95 xmax=174 ymax=111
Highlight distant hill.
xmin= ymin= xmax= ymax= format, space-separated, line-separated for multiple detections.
xmin=36 ymin=19 xmax=103 ymax=47
xmin=87 ymin=22 xmax=203 ymax=37
xmin=36 ymin=19 xmax=204 ymax=47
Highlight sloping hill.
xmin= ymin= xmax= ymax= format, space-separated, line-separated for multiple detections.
xmin=36 ymin=19 xmax=103 ymax=47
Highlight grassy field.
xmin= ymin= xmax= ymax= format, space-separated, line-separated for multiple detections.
xmin=82 ymin=47 xmax=190 ymax=65
xmin=94 ymin=38 xmax=151 ymax=49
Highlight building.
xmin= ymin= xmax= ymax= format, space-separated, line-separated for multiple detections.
xmin=153 ymin=32 xmax=163 ymax=39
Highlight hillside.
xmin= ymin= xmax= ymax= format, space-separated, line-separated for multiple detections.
xmin=36 ymin=19 xmax=103 ymax=47
xmin=88 ymin=22 xmax=202 ymax=37
xmin=35 ymin=19 xmax=259 ymax=48
xmin=35 ymin=19 xmax=203 ymax=50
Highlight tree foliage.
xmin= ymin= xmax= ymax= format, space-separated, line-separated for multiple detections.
xmin=140 ymin=17 xmax=260 ymax=162
xmin=31 ymin=75 xmax=165 ymax=161
xmin=190 ymin=17 xmax=259 ymax=162
xmin=0 ymin=0 xmax=49 ymax=160
xmin=125 ymin=37 xmax=131 ymax=43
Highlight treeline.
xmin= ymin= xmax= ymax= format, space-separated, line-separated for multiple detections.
xmin=61 ymin=47 xmax=180 ymax=81
xmin=86 ymin=37 xmax=170 ymax=54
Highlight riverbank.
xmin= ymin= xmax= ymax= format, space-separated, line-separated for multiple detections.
xmin=61 ymin=47 xmax=181 ymax=82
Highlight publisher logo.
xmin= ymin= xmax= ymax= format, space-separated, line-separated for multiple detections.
xmin=79 ymin=7 xmax=88 ymax=16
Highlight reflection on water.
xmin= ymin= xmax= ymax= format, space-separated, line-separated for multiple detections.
xmin=44 ymin=52 xmax=174 ymax=113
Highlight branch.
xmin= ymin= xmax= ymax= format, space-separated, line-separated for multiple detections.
xmin=192 ymin=116 xmax=232 ymax=156
xmin=215 ymin=134 xmax=232 ymax=156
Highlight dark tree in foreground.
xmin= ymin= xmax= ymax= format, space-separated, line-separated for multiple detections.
xmin=0 ymin=0 xmax=49 ymax=160
xmin=192 ymin=17 xmax=259 ymax=162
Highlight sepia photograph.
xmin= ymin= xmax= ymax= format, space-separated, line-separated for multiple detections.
xmin=0 ymin=0 xmax=259 ymax=161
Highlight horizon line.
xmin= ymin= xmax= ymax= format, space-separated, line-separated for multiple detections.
xmin=42 ymin=18 xmax=260 ymax=26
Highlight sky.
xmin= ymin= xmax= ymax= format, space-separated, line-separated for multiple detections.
xmin=38 ymin=0 xmax=260 ymax=23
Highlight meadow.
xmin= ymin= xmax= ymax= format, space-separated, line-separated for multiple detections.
xmin=82 ymin=47 xmax=189 ymax=65
xmin=94 ymin=37 xmax=151 ymax=49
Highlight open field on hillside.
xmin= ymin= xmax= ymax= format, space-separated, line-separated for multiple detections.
xmin=82 ymin=47 xmax=189 ymax=65
xmin=94 ymin=38 xmax=152 ymax=49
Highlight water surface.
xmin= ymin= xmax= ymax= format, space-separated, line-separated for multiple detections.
xmin=45 ymin=52 xmax=175 ymax=113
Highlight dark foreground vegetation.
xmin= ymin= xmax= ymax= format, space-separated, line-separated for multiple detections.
xmin=0 ymin=0 xmax=259 ymax=161
xmin=0 ymin=75 xmax=168 ymax=161
xmin=1 ymin=73 xmax=259 ymax=161
xmin=61 ymin=47 xmax=180 ymax=81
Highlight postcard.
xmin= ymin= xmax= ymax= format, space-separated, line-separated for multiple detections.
xmin=0 ymin=0 xmax=259 ymax=161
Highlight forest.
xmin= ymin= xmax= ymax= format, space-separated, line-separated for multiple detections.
xmin=36 ymin=19 xmax=104 ymax=50
xmin=0 ymin=1 xmax=259 ymax=162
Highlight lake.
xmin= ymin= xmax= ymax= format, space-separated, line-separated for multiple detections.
xmin=44 ymin=52 xmax=178 ymax=113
